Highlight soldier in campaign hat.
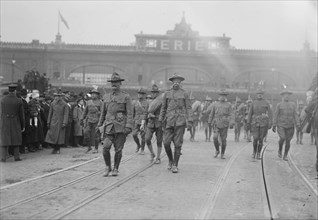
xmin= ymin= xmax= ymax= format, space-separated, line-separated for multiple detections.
xmin=97 ymin=72 xmax=133 ymax=176
xmin=208 ymin=89 xmax=233 ymax=159
xmin=132 ymin=88 xmax=149 ymax=154
xmin=142 ymin=84 xmax=163 ymax=164
xmin=247 ymin=88 xmax=272 ymax=159
xmin=159 ymin=74 xmax=193 ymax=173
xmin=273 ymin=88 xmax=299 ymax=160
xmin=0 ymin=84 xmax=25 ymax=162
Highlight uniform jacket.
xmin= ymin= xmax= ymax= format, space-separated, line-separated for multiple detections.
xmin=273 ymin=101 xmax=300 ymax=128
xmin=147 ymin=95 xmax=162 ymax=129
xmin=159 ymin=88 xmax=193 ymax=128
xmin=132 ymin=99 xmax=149 ymax=125
xmin=73 ymin=105 xmax=84 ymax=136
xmin=208 ymin=101 xmax=233 ymax=129
xmin=235 ymin=103 xmax=246 ymax=123
xmin=247 ymin=99 xmax=273 ymax=127
xmin=0 ymin=93 xmax=25 ymax=146
xmin=200 ymin=102 xmax=213 ymax=122
xmin=82 ymin=99 xmax=103 ymax=124
xmin=45 ymin=99 xmax=69 ymax=144
xmin=98 ymin=90 xmax=133 ymax=134
xmin=192 ymin=100 xmax=201 ymax=121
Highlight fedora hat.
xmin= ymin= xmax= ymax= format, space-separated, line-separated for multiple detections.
xmin=107 ymin=72 xmax=125 ymax=82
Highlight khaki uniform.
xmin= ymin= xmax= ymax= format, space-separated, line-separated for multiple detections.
xmin=273 ymin=101 xmax=300 ymax=157
xmin=208 ymin=101 xmax=233 ymax=156
xmin=82 ymin=99 xmax=103 ymax=149
xmin=247 ymin=99 xmax=272 ymax=157
xmin=98 ymin=90 xmax=133 ymax=172
xmin=132 ymin=99 xmax=149 ymax=152
xmin=234 ymin=103 xmax=245 ymax=142
xmin=159 ymin=88 xmax=193 ymax=168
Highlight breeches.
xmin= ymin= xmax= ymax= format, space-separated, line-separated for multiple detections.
xmin=145 ymin=127 xmax=163 ymax=146
xmin=102 ymin=133 xmax=126 ymax=153
xmin=277 ymin=126 xmax=295 ymax=143
xmin=132 ymin=124 xmax=145 ymax=139
xmin=251 ymin=125 xmax=267 ymax=141
xmin=213 ymin=127 xmax=228 ymax=147
xmin=84 ymin=122 xmax=99 ymax=146
xmin=163 ymin=126 xmax=185 ymax=150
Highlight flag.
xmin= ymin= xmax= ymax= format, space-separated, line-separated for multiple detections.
xmin=59 ymin=11 xmax=69 ymax=29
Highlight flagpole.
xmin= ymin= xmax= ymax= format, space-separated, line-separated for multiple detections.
xmin=58 ymin=11 xmax=60 ymax=34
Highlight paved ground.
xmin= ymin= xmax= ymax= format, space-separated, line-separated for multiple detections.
xmin=0 ymin=128 xmax=317 ymax=219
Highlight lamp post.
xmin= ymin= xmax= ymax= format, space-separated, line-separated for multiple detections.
xmin=11 ymin=57 xmax=16 ymax=82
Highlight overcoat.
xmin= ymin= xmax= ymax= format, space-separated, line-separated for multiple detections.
xmin=45 ymin=99 xmax=69 ymax=144
xmin=73 ymin=105 xmax=84 ymax=136
xmin=0 ymin=93 xmax=25 ymax=146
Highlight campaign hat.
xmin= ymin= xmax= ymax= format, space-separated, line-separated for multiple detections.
xmin=90 ymin=89 xmax=100 ymax=94
xmin=137 ymin=88 xmax=147 ymax=94
xmin=107 ymin=72 xmax=125 ymax=82
xmin=255 ymin=88 xmax=265 ymax=94
xmin=168 ymin=73 xmax=185 ymax=82
xmin=151 ymin=84 xmax=160 ymax=92
xmin=280 ymin=89 xmax=293 ymax=95
xmin=218 ymin=89 xmax=229 ymax=96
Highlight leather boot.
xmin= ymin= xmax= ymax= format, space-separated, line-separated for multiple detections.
xmin=112 ymin=151 xmax=122 ymax=176
xmin=172 ymin=151 xmax=180 ymax=173
xmin=133 ymin=135 xmax=141 ymax=153
xmin=213 ymin=137 xmax=220 ymax=158
xmin=256 ymin=152 xmax=261 ymax=160
xmin=278 ymin=139 xmax=283 ymax=158
xmin=252 ymin=140 xmax=257 ymax=158
xmin=103 ymin=151 xmax=112 ymax=177
xmin=164 ymin=145 xmax=173 ymax=169
xmin=221 ymin=143 xmax=226 ymax=159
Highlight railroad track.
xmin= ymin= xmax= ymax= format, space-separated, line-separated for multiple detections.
xmin=0 ymin=138 xmax=156 ymax=213
xmin=46 ymin=154 xmax=166 ymax=220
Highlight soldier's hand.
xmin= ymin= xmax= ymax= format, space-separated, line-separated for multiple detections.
xmin=272 ymin=126 xmax=276 ymax=133
xmin=62 ymin=123 xmax=67 ymax=129
xmin=21 ymin=128 xmax=25 ymax=133
xmin=124 ymin=127 xmax=132 ymax=135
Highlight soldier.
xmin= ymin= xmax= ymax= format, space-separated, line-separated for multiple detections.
xmin=190 ymin=96 xmax=201 ymax=142
xmin=201 ymin=96 xmax=213 ymax=142
xmin=81 ymin=89 xmax=102 ymax=153
xmin=247 ymin=89 xmax=272 ymax=159
xmin=243 ymin=99 xmax=252 ymax=142
xmin=97 ymin=72 xmax=133 ymax=177
xmin=45 ymin=92 xmax=69 ymax=154
xmin=159 ymin=73 xmax=193 ymax=173
xmin=142 ymin=84 xmax=163 ymax=163
xmin=0 ymin=84 xmax=25 ymax=162
xmin=208 ymin=90 xmax=233 ymax=159
xmin=234 ymin=98 xmax=245 ymax=142
xmin=272 ymin=89 xmax=300 ymax=161
xmin=132 ymin=88 xmax=149 ymax=154
xmin=296 ymin=100 xmax=305 ymax=144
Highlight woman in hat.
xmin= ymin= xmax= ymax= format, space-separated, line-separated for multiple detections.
xmin=73 ymin=98 xmax=85 ymax=147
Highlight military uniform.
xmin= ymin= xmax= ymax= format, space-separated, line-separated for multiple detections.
xmin=234 ymin=100 xmax=245 ymax=142
xmin=243 ymin=100 xmax=252 ymax=142
xmin=82 ymin=89 xmax=102 ymax=153
xmin=201 ymin=97 xmax=213 ymax=141
xmin=0 ymin=84 xmax=25 ymax=162
xmin=132 ymin=88 xmax=149 ymax=154
xmin=190 ymin=98 xmax=201 ymax=141
xmin=296 ymin=101 xmax=305 ymax=144
xmin=159 ymin=74 xmax=193 ymax=173
xmin=98 ymin=72 xmax=133 ymax=176
xmin=273 ymin=90 xmax=300 ymax=160
xmin=247 ymin=89 xmax=272 ymax=159
xmin=145 ymin=84 xmax=163 ymax=163
xmin=208 ymin=90 xmax=233 ymax=159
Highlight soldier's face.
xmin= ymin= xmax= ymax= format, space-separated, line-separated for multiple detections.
xmin=152 ymin=91 xmax=159 ymax=98
xmin=137 ymin=93 xmax=145 ymax=99
xmin=172 ymin=79 xmax=182 ymax=90
xmin=91 ymin=93 xmax=98 ymax=99
xmin=257 ymin=94 xmax=263 ymax=99
xmin=111 ymin=81 xmax=121 ymax=91
xmin=282 ymin=94 xmax=290 ymax=101
xmin=219 ymin=95 xmax=226 ymax=102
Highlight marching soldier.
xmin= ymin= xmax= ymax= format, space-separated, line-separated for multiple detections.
xmin=296 ymin=100 xmax=305 ymax=144
xmin=243 ymin=99 xmax=252 ymax=142
xmin=201 ymin=96 xmax=213 ymax=142
xmin=97 ymin=72 xmax=133 ymax=177
xmin=142 ymin=84 xmax=163 ymax=163
xmin=159 ymin=74 xmax=193 ymax=173
xmin=132 ymin=88 xmax=149 ymax=154
xmin=208 ymin=90 xmax=233 ymax=159
xmin=0 ymin=84 xmax=25 ymax=162
xmin=273 ymin=89 xmax=300 ymax=161
xmin=247 ymin=89 xmax=272 ymax=159
xmin=189 ymin=96 xmax=201 ymax=142
xmin=81 ymin=89 xmax=102 ymax=153
xmin=234 ymin=98 xmax=245 ymax=142
xmin=45 ymin=92 xmax=69 ymax=154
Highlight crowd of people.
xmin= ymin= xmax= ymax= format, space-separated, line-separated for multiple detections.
xmin=0 ymin=71 xmax=317 ymax=175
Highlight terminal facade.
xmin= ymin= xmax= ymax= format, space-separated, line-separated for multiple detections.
xmin=0 ymin=15 xmax=317 ymax=92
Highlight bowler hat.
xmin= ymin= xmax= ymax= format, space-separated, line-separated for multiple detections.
xmin=169 ymin=73 xmax=185 ymax=82
xmin=107 ymin=72 xmax=125 ymax=82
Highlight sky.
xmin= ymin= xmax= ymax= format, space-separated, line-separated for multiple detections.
xmin=1 ymin=1 xmax=317 ymax=51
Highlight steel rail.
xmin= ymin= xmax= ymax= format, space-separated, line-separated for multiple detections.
xmin=47 ymin=154 xmax=166 ymax=220
xmin=195 ymin=142 xmax=251 ymax=219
